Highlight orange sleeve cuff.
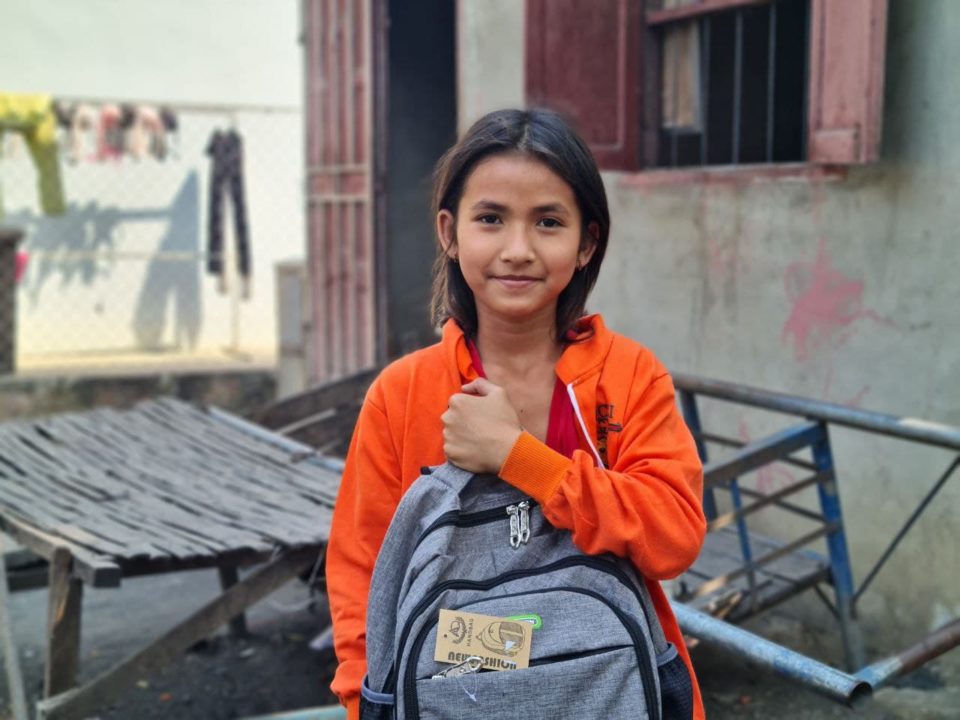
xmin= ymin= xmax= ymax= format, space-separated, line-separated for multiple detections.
xmin=345 ymin=695 xmax=360 ymax=720
xmin=498 ymin=431 xmax=571 ymax=504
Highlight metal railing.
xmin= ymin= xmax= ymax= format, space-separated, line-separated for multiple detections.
xmin=673 ymin=373 xmax=960 ymax=690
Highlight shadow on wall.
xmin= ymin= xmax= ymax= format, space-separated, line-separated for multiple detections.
xmin=6 ymin=202 xmax=127 ymax=305
xmin=132 ymin=172 xmax=202 ymax=351
xmin=7 ymin=172 xmax=202 ymax=353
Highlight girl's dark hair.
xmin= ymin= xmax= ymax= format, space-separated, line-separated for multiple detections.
xmin=430 ymin=108 xmax=610 ymax=340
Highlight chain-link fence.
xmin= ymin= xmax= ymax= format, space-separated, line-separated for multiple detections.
xmin=0 ymin=100 xmax=304 ymax=375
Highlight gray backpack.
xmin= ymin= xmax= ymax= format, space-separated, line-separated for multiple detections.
xmin=359 ymin=463 xmax=693 ymax=720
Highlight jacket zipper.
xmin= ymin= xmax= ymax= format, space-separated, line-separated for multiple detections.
xmin=395 ymin=558 xmax=660 ymax=720
xmin=566 ymin=381 xmax=606 ymax=469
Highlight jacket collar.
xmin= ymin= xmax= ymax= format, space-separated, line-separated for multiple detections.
xmin=442 ymin=314 xmax=614 ymax=386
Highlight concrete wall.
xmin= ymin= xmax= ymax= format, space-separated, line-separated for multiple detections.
xmin=457 ymin=0 xmax=525 ymax=133
xmin=1 ymin=0 xmax=303 ymax=367
xmin=458 ymin=0 xmax=960 ymax=644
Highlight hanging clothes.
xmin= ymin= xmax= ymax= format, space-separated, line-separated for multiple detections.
xmin=97 ymin=104 xmax=124 ymax=161
xmin=0 ymin=93 xmax=67 ymax=217
xmin=15 ymin=251 xmax=28 ymax=283
xmin=160 ymin=107 xmax=180 ymax=159
xmin=126 ymin=105 xmax=166 ymax=160
xmin=205 ymin=128 xmax=251 ymax=291
xmin=66 ymin=103 xmax=98 ymax=163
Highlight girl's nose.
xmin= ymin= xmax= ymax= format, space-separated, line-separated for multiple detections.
xmin=500 ymin=226 xmax=535 ymax=263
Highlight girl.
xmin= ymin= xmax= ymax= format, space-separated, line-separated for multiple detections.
xmin=327 ymin=108 xmax=706 ymax=719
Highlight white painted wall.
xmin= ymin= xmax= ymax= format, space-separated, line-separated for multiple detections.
xmin=0 ymin=0 xmax=301 ymax=106
xmin=1 ymin=0 xmax=303 ymax=366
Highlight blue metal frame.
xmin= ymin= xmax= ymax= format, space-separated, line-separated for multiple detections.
xmin=679 ymin=389 xmax=717 ymax=519
xmin=678 ymin=390 xmax=865 ymax=670
xmin=811 ymin=424 xmax=864 ymax=670
xmin=671 ymin=373 xmax=960 ymax=685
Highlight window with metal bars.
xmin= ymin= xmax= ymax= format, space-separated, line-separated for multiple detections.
xmin=653 ymin=0 xmax=809 ymax=167
xmin=525 ymin=0 xmax=889 ymax=172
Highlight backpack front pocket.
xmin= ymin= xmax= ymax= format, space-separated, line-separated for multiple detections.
xmin=404 ymin=587 xmax=660 ymax=720
xmin=415 ymin=646 xmax=648 ymax=720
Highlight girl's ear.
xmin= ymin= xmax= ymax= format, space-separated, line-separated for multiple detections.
xmin=578 ymin=221 xmax=600 ymax=269
xmin=437 ymin=209 xmax=457 ymax=260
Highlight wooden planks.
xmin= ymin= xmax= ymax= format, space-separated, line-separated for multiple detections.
xmin=44 ymin=548 xmax=83 ymax=698
xmin=0 ymin=515 xmax=120 ymax=588
xmin=36 ymin=546 xmax=317 ymax=720
xmin=0 ymin=399 xmax=341 ymax=575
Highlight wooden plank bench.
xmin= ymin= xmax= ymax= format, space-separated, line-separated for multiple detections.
xmin=0 ymin=398 xmax=343 ymax=720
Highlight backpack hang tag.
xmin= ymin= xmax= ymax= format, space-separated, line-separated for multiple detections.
xmin=434 ymin=608 xmax=533 ymax=671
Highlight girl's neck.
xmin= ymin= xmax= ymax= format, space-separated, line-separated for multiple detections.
xmin=474 ymin=309 xmax=563 ymax=374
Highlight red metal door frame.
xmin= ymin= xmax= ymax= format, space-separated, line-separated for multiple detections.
xmin=303 ymin=0 xmax=386 ymax=383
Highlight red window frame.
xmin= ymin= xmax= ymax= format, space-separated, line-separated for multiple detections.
xmin=525 ymin=0 xmax=888 ymax=172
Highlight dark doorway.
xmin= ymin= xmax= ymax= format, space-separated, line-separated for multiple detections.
xmin=383 ymin=0 xmax=457 ymax=358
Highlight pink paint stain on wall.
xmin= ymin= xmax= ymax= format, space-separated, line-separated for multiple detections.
xmin=782 ymin=237 xmax=890 ymax=362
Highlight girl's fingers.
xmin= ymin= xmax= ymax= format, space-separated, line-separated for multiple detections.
xmin=461 ymin=378 xmax=496 ymax=396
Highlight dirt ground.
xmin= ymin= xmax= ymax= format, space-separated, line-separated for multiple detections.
xmin=2 ymin=568 xmax=958 ymax=719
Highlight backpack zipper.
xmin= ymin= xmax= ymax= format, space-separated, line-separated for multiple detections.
xmin=529 ymin=644 xmax=632 ymax=667
xmin=505 ymin=500 xmax=531 ymax=548
xmin=414 ymin=499 xmax=537 ymax=551
xmin=394 ymin=557 xmax=661 ymax=720
xmin=427 ymin=644 xmax=631 ymax=679
xmin=431 ymin=655 xmax=483 ymax=680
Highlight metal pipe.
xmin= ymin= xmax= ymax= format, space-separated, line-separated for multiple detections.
xmin=813 ymin=429 xmax=864 ymax=671
xmin=854 ymin=455 xmax=960 ymax=603
xmin=672 ymin=373 xmax=960 ymax=451
xmin=700 ymin=16 xmax=711 ymax=164
xmin=678 ymin=390 xmax=717 ymax=519
xmin=727 ymin=478 xmax=757 ymax=609
xmin=0 ymin=536 xmax=30 ymax=720
xmin=766 ymin=0 xmax=777 ymax=161
xmin=855 ymin=619 xmax=960 ymax=689
xmin=732 ymin=10 xmax=744 ymax=163
xmin=672 ymin=602 xmax=871 ymax=705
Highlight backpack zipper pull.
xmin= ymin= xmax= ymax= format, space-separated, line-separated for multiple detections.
xmin=432 ymin=655 xmax=483 ymax=679
xmin=506 ymin=504 xmax=521 ymax=548
xmin=518 ymin=501 xmax=531 ymax=545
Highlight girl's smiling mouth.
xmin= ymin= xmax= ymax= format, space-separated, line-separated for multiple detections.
xmin=493 ymin=274 xmax=542 ymax=288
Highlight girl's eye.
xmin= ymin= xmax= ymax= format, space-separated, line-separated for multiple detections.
xmin=476 ymin=214 xmax=501 ymax=225
xmin=538 ymin=217 xmax=562 ymax=228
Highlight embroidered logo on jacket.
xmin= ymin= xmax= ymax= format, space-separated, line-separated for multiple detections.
xmin=596 ymin=404 xmax=623 ymax=466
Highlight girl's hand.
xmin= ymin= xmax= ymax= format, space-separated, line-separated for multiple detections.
xmin=442 ymin=378 xmax=523 ymax=473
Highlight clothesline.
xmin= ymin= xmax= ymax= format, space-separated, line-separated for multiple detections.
xmin=54 ymin=96 xmax=301 ymax=117
xmin=2 ymin=92 xmax=256 ymax=301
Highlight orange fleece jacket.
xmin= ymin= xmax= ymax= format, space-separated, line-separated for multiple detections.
xmin=327 ymin=315 xmax=707 ymax=720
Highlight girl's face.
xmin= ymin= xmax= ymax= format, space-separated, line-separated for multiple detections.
xmin=437 ymin=153 xmax=597 ymax=331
